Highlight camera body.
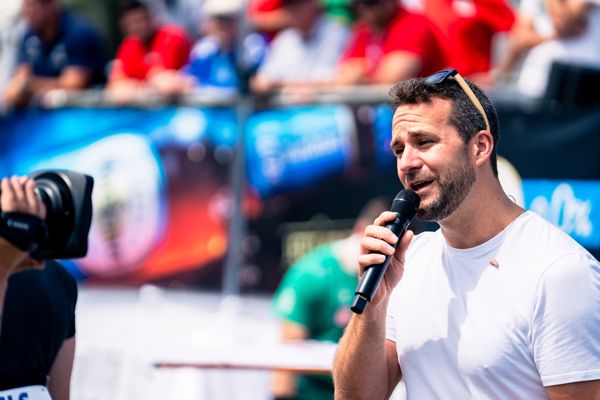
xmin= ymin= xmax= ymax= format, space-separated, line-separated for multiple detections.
xmin=0 ymin=170 xmax=94 ymax=259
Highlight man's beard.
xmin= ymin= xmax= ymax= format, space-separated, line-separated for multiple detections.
xmin=416 ymin=157 xmax=476 ymax=221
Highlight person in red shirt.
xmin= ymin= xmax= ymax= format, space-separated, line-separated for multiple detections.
xmin=107 ymin=0 xmax=192 ymax=102
xmin=408 ymin=0 xmax=515 ymax=78
xmin=336 ymin=0 xmax=448 ymax=85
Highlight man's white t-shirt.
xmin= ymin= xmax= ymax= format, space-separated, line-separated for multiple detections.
xmin=386 ymin=211 xmax=600 ymax=399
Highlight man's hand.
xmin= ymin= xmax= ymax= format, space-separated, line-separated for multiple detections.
xmin=357 ymin=211 xmax=414 ymax=308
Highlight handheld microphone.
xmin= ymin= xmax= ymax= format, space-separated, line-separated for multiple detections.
xmin=351 ymin=189 xmax=420 ymax=314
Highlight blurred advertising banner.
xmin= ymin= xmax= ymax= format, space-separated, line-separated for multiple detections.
xmin=524 ymin=180 xmax=600 ymax=249
xmin=0 ymin=101 xmax=599 ymax=290
xmin=246 ymin=105 xmax=357 ymax=198
xmin=0 ymin=107 xmax=237 ymax=284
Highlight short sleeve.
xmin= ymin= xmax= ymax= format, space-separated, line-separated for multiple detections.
xmin=530 ymin=252 xmax=600 ymax=386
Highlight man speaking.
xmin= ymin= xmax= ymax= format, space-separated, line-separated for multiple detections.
xmin=333 ymin=69 xmax=600 ymax=399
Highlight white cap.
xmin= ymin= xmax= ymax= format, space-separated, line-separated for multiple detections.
xmin=203 ymin=0 xmax=245 ymax=16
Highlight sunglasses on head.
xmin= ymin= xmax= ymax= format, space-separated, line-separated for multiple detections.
xmin=424 ymin=69 xmax=490 ymax=132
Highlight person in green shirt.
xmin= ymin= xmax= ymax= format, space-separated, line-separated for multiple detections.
xmin=271 ymin=197 xmax=389 ymax=400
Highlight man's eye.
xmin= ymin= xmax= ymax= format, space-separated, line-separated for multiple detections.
xmin=395 ymin=148 xmax=404 ymax=156
xmin=418 ymin=139 xmax=431 ymax=146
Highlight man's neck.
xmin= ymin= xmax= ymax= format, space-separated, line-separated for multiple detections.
xmin=439 ymin=178 xmax=524 ymax=249
xmin=39 ymin=12 xmax=61 ymax=43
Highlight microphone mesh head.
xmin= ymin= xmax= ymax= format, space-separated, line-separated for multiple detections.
xmin=391 ymin=189 xmax=420 ymax=217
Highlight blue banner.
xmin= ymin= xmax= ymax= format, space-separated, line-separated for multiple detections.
xmin=245 ymin=105 xmax=356 ymax=198
xmin=372 ymin=104 xmax=396 ymax=169
xmin=1 ymin=102 xmax=599 ymax=288
xmin=523 ymin=180 xmax=600 ymax=249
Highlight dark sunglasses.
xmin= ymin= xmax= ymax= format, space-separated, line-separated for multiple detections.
xmin=424 ymin=69 xmax=490 ymax=132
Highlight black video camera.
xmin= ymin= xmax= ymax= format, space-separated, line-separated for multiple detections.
xmin=0 ymin=170 xmax=94 ymax=259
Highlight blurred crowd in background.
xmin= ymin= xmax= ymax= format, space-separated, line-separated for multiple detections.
xmin=1 ymin=1 xmax=599 ymax=399
xmin=0 ymin=0 xmax=599 ymax=111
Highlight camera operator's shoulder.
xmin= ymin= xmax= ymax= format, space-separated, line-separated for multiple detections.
xmin=45 ymin=260 xmax=78 ymax=302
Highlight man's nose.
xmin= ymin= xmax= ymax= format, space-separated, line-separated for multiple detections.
xmin=398 ymin=146 xmax=423 ymax=174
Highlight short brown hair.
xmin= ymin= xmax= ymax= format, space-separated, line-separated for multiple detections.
xmin=389 ymin=77 xmax=500 ymax=176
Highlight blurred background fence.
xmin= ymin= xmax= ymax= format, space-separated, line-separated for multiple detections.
xmin=1 ymin=87 xmax=599 ymax=293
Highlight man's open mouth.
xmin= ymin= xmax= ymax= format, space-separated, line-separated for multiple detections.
xmin=409 ymin=179 xmax=434 ymax=192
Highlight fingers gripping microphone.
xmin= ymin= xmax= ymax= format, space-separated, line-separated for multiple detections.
xmin=351 ymin=190 xmax=420 ymax=314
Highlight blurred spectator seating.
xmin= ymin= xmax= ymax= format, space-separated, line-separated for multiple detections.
xmin=183 ymin=0 xmax=266 ymax=92
xmin=107 ymin=0 xmax=192 ymax=103
xmin=250 ymin=0 xmax=349 ymax=93
xmin=402 ymin=0 xmax=515 ymax=80
xmin=248 ymin=0 xmax=295 ymax=37
xmin=335 ymin=0 xmax=448 ymax=85
xmin=492 ymin=0 xmax=552 ymax=84
xmin=515 ymin=0 xmax=600 ymax=97
xmin=248 ymin=0 xmax=353 ymax=39
xmin=2 ymin=0 xmax=107 ymax=109
xmin=144 ymin=0 xmax=206 ymax=40
xmin=0 ymin=1 xmax=25 ymax=111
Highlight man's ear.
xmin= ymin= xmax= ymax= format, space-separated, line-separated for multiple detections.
xmin=473 ymin=129 xmax=494 ymax=168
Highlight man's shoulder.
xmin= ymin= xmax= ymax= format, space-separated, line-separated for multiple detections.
xmin=508 ymin=211 xmax=596 ymax=270
xmin=296 ymin=242 xmax=337 ymax=263
xmin=61 ymin=11 xmax=101 ymax=39
xmin=156 ymin=24 xmax=190 ymax=42
xmin=287 ymin=243 xmax=339 ymax=275
xmin=517 ymin=212 xmax=589 ymax=253
xmin=271 ymin=27 xmax=302 ymax=47
xmin=190 ymin=37 xmax=220 ymax=60
xmin=7 ymin=261 xmax=77 ymax=301
xmin=45 ymin=261 xmax=78 ymax=299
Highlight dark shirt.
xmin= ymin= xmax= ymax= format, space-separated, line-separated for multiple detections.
xmin=0 ymin=261 xmax=77 ymax=389
xmin=18 ymin=11 xmax=106 ymax=84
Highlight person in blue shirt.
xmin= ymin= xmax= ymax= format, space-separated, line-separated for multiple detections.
xmin=183 ymin=0 xmax=265 ymax=92
xmin=3 ymin=0 xmax=106 ymax=108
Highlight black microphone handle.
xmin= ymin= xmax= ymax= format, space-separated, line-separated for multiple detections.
xmin=350 ymin=214 xmax=412 ymax=314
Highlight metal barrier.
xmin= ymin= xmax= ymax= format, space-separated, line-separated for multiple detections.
xmin=1 ymin=86 xmax=598 ymax=293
